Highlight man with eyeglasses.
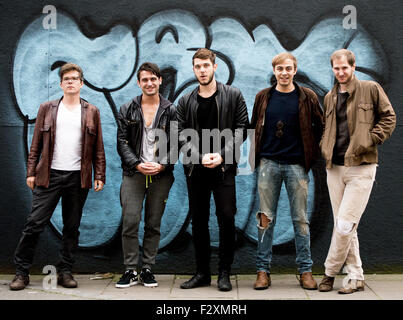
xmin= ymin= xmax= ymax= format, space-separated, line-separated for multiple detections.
xmin=249 ymin=52 xmax=323 ymax=291
xmin=10 ymin=63 xmax=106 ymax=291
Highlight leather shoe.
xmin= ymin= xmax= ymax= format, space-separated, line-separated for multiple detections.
xmin=338 ymin=279 xmax=365 ymax=294
xmin=58 ymin=273 xmax=78 ymax=288
xmin=9 ymin=274 xmax=29 ymax=291
xmin=253 ymin=271 xmax=271 ymax=290
xmin=318 ymin=275 xmax=335 ymax=292
xmin=180 ymin=273 xmax=211 ymax=289
xmin=217 ymin=271 xmax=232 ymax=291
xmin=299 ymin=272 xmax=318 ymax=290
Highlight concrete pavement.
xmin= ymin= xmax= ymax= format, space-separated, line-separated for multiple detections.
xmin=1 ymin=273 xmax=403 ymax=300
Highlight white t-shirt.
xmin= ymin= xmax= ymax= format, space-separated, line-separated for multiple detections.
xmin=51 ymin=101 xmax=82 ymax=170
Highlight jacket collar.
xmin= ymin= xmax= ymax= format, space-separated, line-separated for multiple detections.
xmin=330 ymin=74 xmax=358 ymax=96
xmin=190 ymin=80 xmax=223 ymax=99
xmin=132 ymin=93 xmax=172 ymax=109
xmin=52 ymin=96 xmax=88 ymax=108
xmin=267 ymin=82 xmax=306 ymax=100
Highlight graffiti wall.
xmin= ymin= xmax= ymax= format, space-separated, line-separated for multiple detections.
xmin=0 ymin=0 xmax=402 ymax=274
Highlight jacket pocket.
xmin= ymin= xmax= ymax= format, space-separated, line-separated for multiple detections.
xmin=127 ymin=119 xmax=140 ymax=134
xmin=325 ymin=106 xmax=334 ymax=117
xmin=358 ymin=103 xmax=374 ymax=124
xmin=320 ymin=107 xmax=334 ymax=158
xmin=86 ymin=126 xmax=96 ymax=144
xmin=354 ymin=130 xmax=374 ymax=156
xmin=87 ymin=126 xmax=96 ymax=135
xmin=41 ymin=124 xmax=51 ymax=132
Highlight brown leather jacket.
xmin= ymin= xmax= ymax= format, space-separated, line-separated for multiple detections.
xmin=249 ymin=83 xmax=324 ymax=172
xmin=27 ymin=97 xmax=106 ymax=189
xmin=320 ymin=76 xmax=396 ymax=168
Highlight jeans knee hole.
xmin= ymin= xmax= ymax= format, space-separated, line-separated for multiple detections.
xmin=256 ymin=212 xmax=271 ymax=229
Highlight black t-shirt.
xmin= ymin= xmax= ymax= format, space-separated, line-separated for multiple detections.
xmin=332 ymin=91 xmax=350 ymax=165
xmin=259 ymin=88 xmax=304 ymax=164
xmin=197 ymin=91 xmax=219 ymax=154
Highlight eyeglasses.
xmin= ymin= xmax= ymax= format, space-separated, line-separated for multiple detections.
xmin=275 ymin=120 xmax=284 ymax=138
xmin=62 ymin=76 xmax=81 ymax=83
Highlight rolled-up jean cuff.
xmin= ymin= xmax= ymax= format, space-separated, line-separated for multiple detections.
xmin=257 ymin=268 xmax=269 ymax=274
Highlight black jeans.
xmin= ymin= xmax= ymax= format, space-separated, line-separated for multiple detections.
xmin=186 ymin=166 xmax=237 ymax=274
xmin=14 ymin=169 xmax=89 ymax=276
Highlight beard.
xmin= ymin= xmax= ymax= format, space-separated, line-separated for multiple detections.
xmin=337 ymin=73 xmax=353 ymax=84
xmin=197 ymin=73 xmax=214 ymax=86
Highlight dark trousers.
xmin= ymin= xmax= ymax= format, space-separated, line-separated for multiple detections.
xmin=120 ymin=171 xmax=174 ymax=270
xmin=186 ymin=166 xmax=237 ymax=274
xmin=14 ymin=169 xmax=89 ymax=276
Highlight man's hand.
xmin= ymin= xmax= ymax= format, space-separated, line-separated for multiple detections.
xmin=136 ymin=162 xmax=164 ymax=175
xmin=94 ymin=180 xmax=104 ymax=192
xmin=201 ymin=153 xmax=223 ymax=169
xmin=26 ymin=176 xmax=35 ymax=190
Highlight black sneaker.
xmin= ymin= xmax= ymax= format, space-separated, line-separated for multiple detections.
xmin=140 ymin=268 xmax=158 ymax=287
xmin=115 ymin=270 xmax=138 ymax=288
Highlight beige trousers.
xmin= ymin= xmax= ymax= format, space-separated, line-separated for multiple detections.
xmin=324 ymin=164 xmax=377 ymax=280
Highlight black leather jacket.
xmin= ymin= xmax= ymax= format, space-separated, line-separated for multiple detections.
xmin=177 ymin=81 xmax=249 ymax=176
xmin=117 ymin=94 xmax=177 ymax=176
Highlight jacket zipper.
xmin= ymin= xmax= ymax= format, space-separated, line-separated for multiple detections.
xmin=154 ymin=108 xmax=166 ymax=160
xmin=48 ymin=100 xmax=61 ymax=183
xmin=189 ymin=97 xmax=200 ymax=177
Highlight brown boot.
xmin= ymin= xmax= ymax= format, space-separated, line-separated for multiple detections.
xmin=57 ymin=273 xmax=78 ymax=288
xmin=299 ymin=272 xmax=318 ymax=290
xmin=9 ymin=274 xmax=29 ymax=291
xmin=253 ymin=271 xmax=271 ymax=290
xmin=318 ymin=275 xmax=335 ymax=292
xmin=338 ymin=279 xmax=365 ymax=294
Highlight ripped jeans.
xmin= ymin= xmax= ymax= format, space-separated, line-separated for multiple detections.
xmin=255 ymin=158 xmax=313 ymax=274
xmin=324 ymin=164 xmax=377 ymax=281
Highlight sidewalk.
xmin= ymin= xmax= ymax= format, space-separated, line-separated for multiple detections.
xmin=1 ymin=273 xmax=403 ymax=300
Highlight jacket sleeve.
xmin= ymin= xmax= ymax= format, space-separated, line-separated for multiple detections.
xmin=249 ymin=92 xmax=261 ymax=130
xmin=177 ymin=96 xmax=202 ymax=163
xmin=220 ymin=88 xmax=249 ymax=162
xmin=159 ymin=104 xmax=178 ymax=169
xmin=93 ymin=108 xmax=106 ymax=183
xmin=247 ymin=93 xmax=261 ymax=169
xmin=117 ymin=104 xmax=141 ymax=169
xmin=27 ymin=104 xmax=46 ymax=178
xmin=311 ymin=93 xmax=324 ymax=145
xmin=370 ymin=82 xmax=396 ymax=145
xmin=319 ymin=94 xmax=330 ymax=148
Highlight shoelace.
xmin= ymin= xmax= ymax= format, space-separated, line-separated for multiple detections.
xmin=142 ymin=270 xmax=155 ymax=281
xmin=15 ymin=275 xmax=27 ymax=281
xmin=120 ymin=270 xmax=135 ymax=281
xmin=219 ymin=272 xmax=230 ymax=280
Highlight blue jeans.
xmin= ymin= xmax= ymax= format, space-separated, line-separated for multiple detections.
xmin=256 ymin=158 xmax=313 ymax=274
